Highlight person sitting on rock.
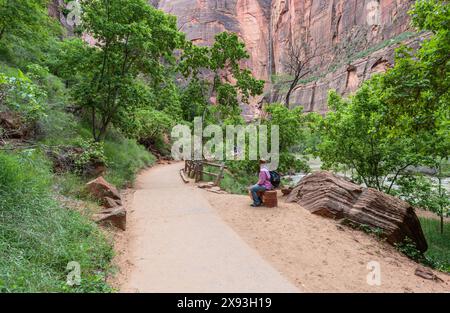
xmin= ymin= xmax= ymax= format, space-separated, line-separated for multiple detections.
xmin=249 ymin=159 xmax=273 ymax=207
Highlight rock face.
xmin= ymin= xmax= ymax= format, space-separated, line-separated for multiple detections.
xmin=156 ymin=0 xmax=271 ymax=81
xmin=287 ymin=171 xmax=428 ymax=252
xmin=50 ymin=1 xmax=416 ymax=114
xmin=270 ymin=0 xmax=414 ymax=75
xmin=152 ymin=0 xmax=416 ymax=113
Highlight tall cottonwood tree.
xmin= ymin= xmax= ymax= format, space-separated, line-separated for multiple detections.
xmin=71 ymin=0 xmax=183 ymax=141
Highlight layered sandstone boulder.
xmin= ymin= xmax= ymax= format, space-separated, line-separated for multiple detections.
xmin=287 ymin=171 xmax=428 ymax=252
xmin=87 ymin=177 xmax=126 ymax=230
xmin=86 ymin=176 xmax=121 ymax=201
xmin=94 ymin=207 xmax=127 ymax=231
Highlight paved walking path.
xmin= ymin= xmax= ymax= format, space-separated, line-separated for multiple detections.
xmin=121 ymin=162 xmax=300 ymax=293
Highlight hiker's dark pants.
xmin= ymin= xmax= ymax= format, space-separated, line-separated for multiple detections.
xmin=250 ymin=184 xmax=266 ymax=206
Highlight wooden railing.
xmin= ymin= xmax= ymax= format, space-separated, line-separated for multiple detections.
xmin=184 ymin=160 xmax=227 ymax=185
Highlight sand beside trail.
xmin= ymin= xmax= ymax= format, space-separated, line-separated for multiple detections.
xmin=203 ymin=190 xmax=450 ymax=293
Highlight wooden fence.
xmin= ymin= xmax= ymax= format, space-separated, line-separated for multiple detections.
xmin=184 ymin=160 xmax=227 ymax=185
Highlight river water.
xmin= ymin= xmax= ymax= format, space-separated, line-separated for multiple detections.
xmin=285 ymin=158 xmax=450 ymax=192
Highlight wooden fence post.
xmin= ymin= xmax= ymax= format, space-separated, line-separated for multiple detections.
xmin=215 ymin=163 xmax=225 ymax=186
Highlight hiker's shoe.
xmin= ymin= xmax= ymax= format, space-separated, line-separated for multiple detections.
xmin=251 ymin=203 xmax=262 ymax=207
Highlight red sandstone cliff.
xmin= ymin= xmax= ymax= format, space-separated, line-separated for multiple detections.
xmin=51 ymin=0 xmax=417 ymax=114
xmin=154 ymin=0 xmax=416 ymax=113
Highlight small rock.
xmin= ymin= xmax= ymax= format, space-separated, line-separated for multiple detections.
xmin=94 ymin=207 xmax=126 ymax=231
xmin=414 ymin=266 xmax=444 ymax=282
xmin=0 ymin=111 xmax=29 ymax=138
xmin=86 ymin=176 xmax=121 ymax=200
xmin=103 ymin=196 xmax=122 ymax=208
xmin=281 ymin=187 xmax=293 ymax=195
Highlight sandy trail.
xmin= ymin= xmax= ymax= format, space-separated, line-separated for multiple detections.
xmin=115 ymin=162 xmax=449 ymax=293
xmin=119 ymin=162 xmax=299 ymax=292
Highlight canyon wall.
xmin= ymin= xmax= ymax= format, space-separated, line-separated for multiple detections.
xmin=153 ymin=0 xmax=416 ymax=113
xmin=51 ymin=1 xmax=417 ymax=114
xmin=269 ymin=0 xmax=416 ymax=113
xmin=154 ymin=0 xmax=272 ymax=80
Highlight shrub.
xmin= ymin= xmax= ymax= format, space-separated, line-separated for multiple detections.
xmin=393 ymin=174 xmax=449 ymax=214
xmin=0 ymin=70 xmax=46 ymax=121
xmin=103 ymin=133 xmax=156 ymax=187
xmin=74 ymin=138 xmax=107 ymax=175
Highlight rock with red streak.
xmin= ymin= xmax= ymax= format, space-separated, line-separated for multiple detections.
xmin=86 ymin=176 xmax=121 ymax=201
xmin=287 ymin=171 xmax=428 ymax=252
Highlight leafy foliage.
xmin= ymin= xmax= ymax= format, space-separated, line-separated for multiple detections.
xmin=180 ymin=32 xmax=264 ymax=122
xmin=314 ymin=79 xmax=423 ymax=191
xmin=0 ymin=0 xmax=61 ymax=66
xmin=393 ymin=174 xmax=449 ymax=215
xmin=66 ymin=0 xmax=183 ymax=140
xmin=262 ymin=104 xmax=309 ymax=174
xmin=0 ymin=70 xmax=46 ymax=121
xmin=73 ymin=138 xmax=107 ymax=174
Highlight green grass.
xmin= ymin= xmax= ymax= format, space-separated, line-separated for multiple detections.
xmin=103 ymin=133 xmax=156 ymax=188
xmin=0 ymin=98 xmax=155 ymax=292
xmin=420 ymin=217 xmax=450 ymax=273
xmin=39 ymin=108 xmax=156 ymax=189
xmin=203 ymin=165 xmax=255 ymax=195
xmin=0 ymin=151 xmax=113 ymax=292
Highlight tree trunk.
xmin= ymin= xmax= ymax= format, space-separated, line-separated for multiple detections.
xmin=0 ymin=25 xmax=7 ymax=41
xmin=438 ymin=175 xmax=444 ymax=234
xmin=285 ymin=77 xmax=299 ymax=108
xmin=91 ymin=107 xmax=97 ymax=142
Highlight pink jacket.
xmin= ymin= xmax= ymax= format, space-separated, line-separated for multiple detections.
xmin=257 ymin=168 xmax=273 ymax=190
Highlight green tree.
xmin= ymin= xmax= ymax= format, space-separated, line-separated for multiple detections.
xmin=381 ymin=0 xmax=450 ymax=232
xmin=262 ymin=104 xmax=309 ymax=173
xmin=179 ymin=32 xmax=264 ymax=122
xmin=68 ymin=0 xmax=183 ymax=141
xmin=316 ymin=78 xmax=423 ymax=191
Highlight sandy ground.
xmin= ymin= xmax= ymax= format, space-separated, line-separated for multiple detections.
xmin=204 ymin=190 xmax=450 ymax=292
xmin=110 ymin=163 xmax=450 ymax=293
